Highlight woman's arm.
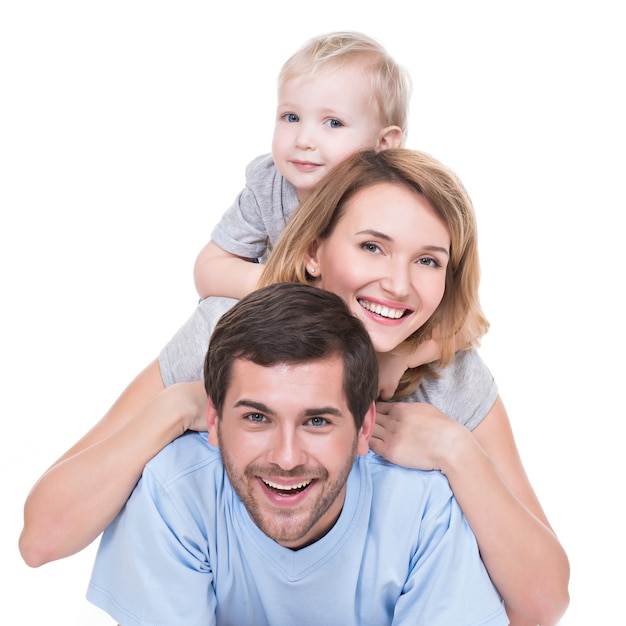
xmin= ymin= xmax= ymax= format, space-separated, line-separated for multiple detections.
xmin=371 ymin=396 xmax=570 ymax=625
xmin=19 ymin=359 xmax=207 ymax=567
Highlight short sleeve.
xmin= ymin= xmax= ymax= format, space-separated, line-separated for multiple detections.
xmin=159 ymin=297 xmax=237 ymax=386
xmin=391 ymin=490 xmax=507 ymax=625
xmin=86 ymin=463 xmax=217 ymax=625
xmin=404 ymin=349 xmax=498 ymax=430
xmin=210 ymin=154 xmax=298 ymax=259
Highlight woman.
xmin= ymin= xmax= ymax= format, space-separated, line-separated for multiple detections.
xmin=20 ymin=149 xmax=569 ymax=625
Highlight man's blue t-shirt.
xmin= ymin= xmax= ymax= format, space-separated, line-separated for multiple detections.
xmin=87 ymin=432 xmax=507 ymax=625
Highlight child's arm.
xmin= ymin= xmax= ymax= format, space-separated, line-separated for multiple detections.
xmin=194 ymin=240 xmax=264 ymax=300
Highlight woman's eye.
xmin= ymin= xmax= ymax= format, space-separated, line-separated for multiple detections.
xmin=361 ymin=242 xmax=382 ymax=254
xmin=325 ymin=119 xmax=343 ymax=128
xmin=283 ymin=113 xmax=299 ymax=123
xmin=417 ymin=257 xmax=442 ymax=268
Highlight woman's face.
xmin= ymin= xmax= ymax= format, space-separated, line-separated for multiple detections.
xmin=307 ymin=182 xmax=450 ymax=354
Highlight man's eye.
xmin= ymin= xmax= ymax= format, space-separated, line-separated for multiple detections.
xmin=307 ymin=417 xmax=328 ymax=427
xmin=246 ymin=413 xmax=267 ymax=424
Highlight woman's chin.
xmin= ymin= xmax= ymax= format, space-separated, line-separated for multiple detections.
xmin=369 ymin=335 xmax=407 ymax=355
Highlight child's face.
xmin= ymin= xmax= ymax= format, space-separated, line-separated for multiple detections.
xmin=272 ymin=64 xmax=392 ymax=200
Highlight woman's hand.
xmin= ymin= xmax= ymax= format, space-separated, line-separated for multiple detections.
xmin=370 ymin=400 xmax=470 ymax=470
xmin=376 ymin=340 xmax=442 ymax=400
xmin=155 ymin=380 xmax=208 ymax=434
xmin=372 ymin=395 xmax=570 ymax=624
xmin=377 ymin=352 xmax=414 ymax=400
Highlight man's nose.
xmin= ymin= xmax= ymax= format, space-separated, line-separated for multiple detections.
xmin=266 ymin=426 xmax=308 ymax=470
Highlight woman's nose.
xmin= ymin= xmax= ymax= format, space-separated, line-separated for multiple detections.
xmin=380 ymin=261 xmax=411 ymax=298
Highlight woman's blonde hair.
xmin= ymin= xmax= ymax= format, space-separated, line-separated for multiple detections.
xmin=278 ymin=31 xmax=411 ymax=144
xmin=259 ymin=148 xmax=489 ymax=398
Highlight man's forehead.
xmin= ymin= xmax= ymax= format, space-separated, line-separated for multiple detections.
xmin=225 ymin=357 xmax=348 ymax=415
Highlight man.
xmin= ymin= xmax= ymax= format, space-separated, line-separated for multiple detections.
xmin=87 ymin=283 xmax=508 ymax=625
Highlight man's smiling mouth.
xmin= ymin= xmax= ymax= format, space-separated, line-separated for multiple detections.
xmin=262 ymin=479 xmax=312 ymax=495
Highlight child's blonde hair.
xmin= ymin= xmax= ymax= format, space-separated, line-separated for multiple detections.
xmin=278 ymin=31 xmax=412 ymax=144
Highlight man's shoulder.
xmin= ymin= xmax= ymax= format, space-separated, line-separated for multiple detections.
xmin=362 ymin=452 xmax=454 ymax=506
xmin=144 ymin=432 xmax=222 ymax=489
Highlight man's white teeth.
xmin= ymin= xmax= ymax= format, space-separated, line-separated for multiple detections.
xmin=358 ymin=299 xmax=405 ymax=319
xmin=264 ymin=479 xmax=311 ymax=490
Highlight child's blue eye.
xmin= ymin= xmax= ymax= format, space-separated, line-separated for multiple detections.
xmin=283 ymin=113 xmax=299 ymax=123
xmin=326 ymin=119 xmax=343 ymax=128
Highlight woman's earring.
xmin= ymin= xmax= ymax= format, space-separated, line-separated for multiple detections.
xmin=309 ymin=267 xmax=316 ymax=274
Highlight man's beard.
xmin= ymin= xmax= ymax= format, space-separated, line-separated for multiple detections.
xmin=220 ymin=440 xmax=356 ymax=548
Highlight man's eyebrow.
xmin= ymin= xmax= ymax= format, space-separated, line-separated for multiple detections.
xmin=233 ymin=400 xmax=344 ymax=419
xmin=234 ymin=399 xmax=273 ymax=414
xmin=303 ymin=407 xmax=344 ymax=418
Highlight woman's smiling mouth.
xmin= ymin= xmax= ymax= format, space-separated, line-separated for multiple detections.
xmin=358 ymin=299 xmax=409 ymax=320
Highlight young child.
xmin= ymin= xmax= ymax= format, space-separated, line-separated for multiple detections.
xmin=193 ymin=31 xmax=411 ymax=301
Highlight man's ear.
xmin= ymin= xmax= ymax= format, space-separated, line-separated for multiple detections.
xmin=356 ymin=403 xmax=376 ymax=456
xmin=376 ymin=126 xmax=403 ymax=151
xmin=206 ymin=397 xmax=219 ymax=446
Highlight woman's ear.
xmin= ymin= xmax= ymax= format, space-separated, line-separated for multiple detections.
xmin=305 ymin=239 xmax=321 ymax=276
xmin=206 ymin=397 xmax=219 ymax=446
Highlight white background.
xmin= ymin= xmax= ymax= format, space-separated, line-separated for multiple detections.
xmin=2 ymin=1 xmax=624 ymax=624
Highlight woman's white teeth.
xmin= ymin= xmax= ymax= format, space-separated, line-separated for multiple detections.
xmin=358 ymin=299 xmax=405 ymax=319
xmin=264 ymin=479 xmax=311 ymax=490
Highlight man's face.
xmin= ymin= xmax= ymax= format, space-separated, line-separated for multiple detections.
xmin=207 ymin=356 xmax=372 ymax=549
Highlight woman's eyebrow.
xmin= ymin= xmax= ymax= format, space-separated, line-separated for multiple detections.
xmin=356 ymin=229 xmax=391 ymax=241
xmin=424 ymin=245 xmax=450 ymax=258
